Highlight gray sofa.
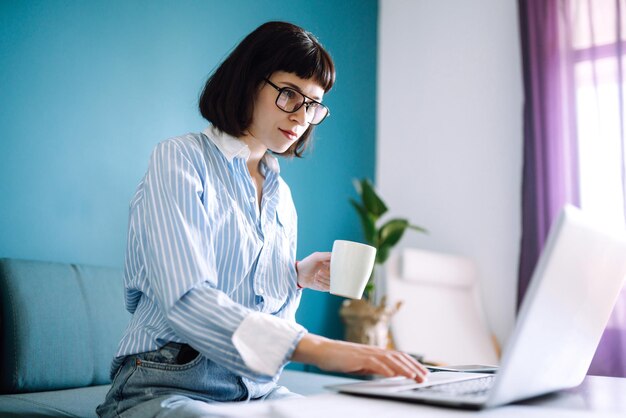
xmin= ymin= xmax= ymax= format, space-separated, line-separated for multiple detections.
xmin=0 ymin=258 xmax=354 ymax=417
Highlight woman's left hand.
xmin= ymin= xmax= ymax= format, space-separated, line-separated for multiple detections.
xmin=296 ymin=252 xmax=331 ymax=291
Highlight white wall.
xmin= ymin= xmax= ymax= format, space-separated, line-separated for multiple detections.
xmin=378 ymin=0 xmax=523 ymax=347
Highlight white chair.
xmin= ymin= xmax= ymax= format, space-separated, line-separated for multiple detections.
xmin=386 ymin=248 xmax=499 ymax=365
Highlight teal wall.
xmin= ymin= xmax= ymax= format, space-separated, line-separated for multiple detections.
xmin=0 ymin=1 xmax=377 ymax=369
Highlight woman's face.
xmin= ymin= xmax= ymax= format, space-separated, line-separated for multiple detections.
xmin=245 ymin=71 xmax=325 ymax=154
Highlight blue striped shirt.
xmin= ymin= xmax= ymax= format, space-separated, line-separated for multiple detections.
xmin=112 ymin=126 xmax=306 ymax=397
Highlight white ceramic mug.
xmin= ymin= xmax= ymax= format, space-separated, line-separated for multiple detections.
xmin=330 ymin=240 xmax=377 ymax=299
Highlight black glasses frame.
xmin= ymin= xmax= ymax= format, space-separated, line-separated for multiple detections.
xmin=264 ymin=79 xmax=330 ymax=125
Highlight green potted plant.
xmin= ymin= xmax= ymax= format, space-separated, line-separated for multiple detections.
xmin=350 ymin=178 xmax=427 ymax=300
xmin=339 ymin=178 xmax=427 ymax=347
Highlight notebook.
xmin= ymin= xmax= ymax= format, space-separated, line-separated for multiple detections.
xmin=328 ymin=205 xmax=626 ymax=409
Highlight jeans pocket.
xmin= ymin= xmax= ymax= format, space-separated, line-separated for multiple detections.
xmin=137 ymin=346 xmax=203 ymax=372
xmin=124 ymin=350 xmax=249 ymax=403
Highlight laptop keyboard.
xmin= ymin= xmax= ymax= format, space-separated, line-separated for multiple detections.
xmin=411 ymin=375 xmax=496 ymax=398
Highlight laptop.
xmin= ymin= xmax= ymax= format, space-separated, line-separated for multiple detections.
xmin=329 ymin=205 xmax=626 ymax=409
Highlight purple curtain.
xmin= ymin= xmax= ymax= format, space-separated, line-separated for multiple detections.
xmin=518 ymin=0 xmax=626 ymax=377
xmin=517 ymin=0 xmax=580 ymax=305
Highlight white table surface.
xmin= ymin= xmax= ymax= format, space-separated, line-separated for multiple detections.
xmin=203 ymin=374 xmax=626 ymax=417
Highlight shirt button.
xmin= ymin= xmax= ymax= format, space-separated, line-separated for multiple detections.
xmin=258 ymin=288 xmax=264 ymax=295
xmin=249 ymin=196 xmax=255 ymax=203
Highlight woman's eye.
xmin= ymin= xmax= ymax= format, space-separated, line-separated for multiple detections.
xmin=283 ymin=89 xmax=299 ymax=100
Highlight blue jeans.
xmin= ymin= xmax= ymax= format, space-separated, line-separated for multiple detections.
xmin=96 ymin=343 xmax=301 ymax=418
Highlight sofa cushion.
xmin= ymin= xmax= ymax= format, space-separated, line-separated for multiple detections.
xmin=0 ymin=384 xmax=110 ymax=417
xmin=0 ymin=259 xmax=130 ymax=393
xmin=0 ymin=370 xmax=360 ymax=417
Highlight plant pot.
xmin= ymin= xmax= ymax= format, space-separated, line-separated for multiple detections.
xmin=339 ymin=296 xmax=402 ymax=348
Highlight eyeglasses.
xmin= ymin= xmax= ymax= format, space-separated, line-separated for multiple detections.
xmin=264 ymin=79 xmax=330 ymax=125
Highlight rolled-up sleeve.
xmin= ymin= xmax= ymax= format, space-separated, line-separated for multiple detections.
xmin=142 ymin=140 xmax=305 ymax=381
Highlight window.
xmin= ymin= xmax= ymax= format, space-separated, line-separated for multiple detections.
xmin=573 ymin=0 xmax=626 ymax=226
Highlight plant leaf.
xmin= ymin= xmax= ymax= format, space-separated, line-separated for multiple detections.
xmin=378 ymin=218 xmax=409 ymax=249
xmin=360 ymin=179 xmax=388 ymax=218
xmin=408 ymin=224 xmax=428 ymax=234
xmin=349 ymin=198 xmax=377 ymax=245
xmin=363 ymin=281 xmax=375 ymax=300
xmin=376 ymin=245 xmax=391 ymax=264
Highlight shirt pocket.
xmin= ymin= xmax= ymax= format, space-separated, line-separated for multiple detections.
xmin=275 ymin=206 xmax=295 ymax=246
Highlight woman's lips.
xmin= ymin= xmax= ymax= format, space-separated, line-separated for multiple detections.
xmin=279 ymin=128 xmax=298 ymax=141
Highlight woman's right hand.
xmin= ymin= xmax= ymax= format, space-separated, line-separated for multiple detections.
xmin=296 ymin=252 xmax=331 ymax=292
xmin=291 ymin=333 xmax=429 ymax=382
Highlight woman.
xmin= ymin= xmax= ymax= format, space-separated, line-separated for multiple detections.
xmin=97 ymin=21 xmax=428 ymax=418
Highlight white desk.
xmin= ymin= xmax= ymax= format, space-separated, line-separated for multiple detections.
xmin=204 ymin=375 xmax=626 ymax=417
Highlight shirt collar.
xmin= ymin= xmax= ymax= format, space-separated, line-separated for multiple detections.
xmin=202 ymin=125 xmax=280 ymax=174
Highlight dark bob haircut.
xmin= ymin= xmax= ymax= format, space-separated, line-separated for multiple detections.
xmin=199 ymin=21 xmax=335 ymax=157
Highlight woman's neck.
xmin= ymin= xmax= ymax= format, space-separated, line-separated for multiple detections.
xmin=239 ymin=133 xmax=267 ymax=175
xmin=239 ymin=133 xmax=267 ymax=209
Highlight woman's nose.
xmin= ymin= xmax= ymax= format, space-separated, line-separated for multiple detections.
xmin=290 ymin=105 xmax=309 ymax=126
